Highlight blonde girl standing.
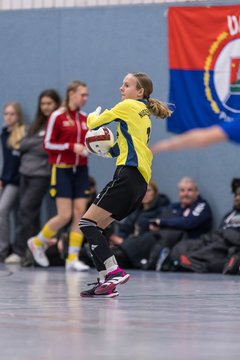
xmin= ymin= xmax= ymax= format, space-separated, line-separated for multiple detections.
xmin=0 ymin=102 xmax=25 ymax=261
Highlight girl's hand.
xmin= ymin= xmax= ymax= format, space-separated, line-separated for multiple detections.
xmin=88 ymin=106 xmax=102 ymax=117
xmin=73 ymin=144 xmax=88 ymax=157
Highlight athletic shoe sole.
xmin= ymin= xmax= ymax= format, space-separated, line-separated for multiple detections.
xmin=65 ymin=261 xmax=90 ymax=272
xmin=80 ymin=291 xmax=119 ymax=298
xmin=95 ymin=273 xmax=130 ymax=295
xmin=27 ymin=238 xmax=49 ymax=267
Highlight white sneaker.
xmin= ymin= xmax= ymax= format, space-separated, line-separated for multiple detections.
xmin=65 ymin=259 xmax=90 ymax=272
xmin=4 ymin=253 xmax=22 ymax=264
xmin=27 ymin=237 xmax=49 ymax=267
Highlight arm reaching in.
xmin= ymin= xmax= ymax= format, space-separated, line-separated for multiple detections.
xmin=151 ymin=126 xmax=228 ymax=154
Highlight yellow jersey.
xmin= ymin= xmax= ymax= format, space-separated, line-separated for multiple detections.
xmin=87 ymin=99 xmax=152 ymax=183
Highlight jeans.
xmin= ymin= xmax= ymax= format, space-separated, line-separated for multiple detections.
xmin=0 ymin=184 xmax=19 ymax=259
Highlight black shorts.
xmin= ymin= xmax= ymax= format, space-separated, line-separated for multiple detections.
xmin=93 ymin=166 xmax=147 ymax=221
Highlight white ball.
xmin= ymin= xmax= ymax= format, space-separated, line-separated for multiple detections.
xmin=85 ymin=127 xmax=114 ymax=156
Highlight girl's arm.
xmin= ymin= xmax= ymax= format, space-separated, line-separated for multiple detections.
xmin=87 ymin=102 xmax=125 ymax=130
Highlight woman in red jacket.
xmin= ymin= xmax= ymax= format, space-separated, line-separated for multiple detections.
xmin=28 ymin=80 xmax=90 ymax=271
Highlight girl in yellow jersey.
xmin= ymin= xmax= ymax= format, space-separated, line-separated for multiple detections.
xmin=79 ymin=72 xmax=172 ymax=298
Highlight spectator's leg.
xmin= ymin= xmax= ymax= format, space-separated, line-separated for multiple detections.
xmin=0 ymin=185 xmax=19 ymax=259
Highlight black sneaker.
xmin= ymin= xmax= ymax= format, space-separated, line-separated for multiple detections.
xmin=223 ymin=255 xmax=240 ymax=275
xmin=21 ymin=249 xmax=34 ymax=267
xmin=80 ymin=281 xmax=119 ymax=298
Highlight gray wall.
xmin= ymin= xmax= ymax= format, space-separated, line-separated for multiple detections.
xmin=0 ymin=1 xmax=238 ymax=226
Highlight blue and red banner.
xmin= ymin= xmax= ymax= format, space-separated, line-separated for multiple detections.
xmin=167 ymin=5 xmax=240 ymax=133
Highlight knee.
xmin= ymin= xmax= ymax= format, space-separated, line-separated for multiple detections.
xmin=79 ymin=218 xmax=97 ymax=235
xmin=59 ymin=212 xmax=72 ymax=226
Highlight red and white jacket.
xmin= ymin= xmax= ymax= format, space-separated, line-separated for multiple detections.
xmin=43 ymin=107 xmax=88 ymax=166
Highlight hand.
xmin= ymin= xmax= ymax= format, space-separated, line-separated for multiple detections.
xmin=73 ymin=144 xmax=88 ymax=156
xmin=149 ymin=218 xmax=161 ymax=232
xmin=89 ymin=106 xmax=102 ymax=116
xmin=150 ymin=142 xmax=162 ymax=155
xmin=149 ymin=224 xmax=161 ymax=232
xmin=149 ymin=218 xmax=161 ymax=226
xmin=96 ymin=151 xmax=110 ymax=158
xmin=109 ymin=234 xmax=124 ymax=245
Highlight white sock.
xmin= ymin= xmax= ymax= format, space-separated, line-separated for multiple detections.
xmin=104 ymin=256 xmax=118 ymax=273
xmin=99 ymin=270 xmax=107 ymax=283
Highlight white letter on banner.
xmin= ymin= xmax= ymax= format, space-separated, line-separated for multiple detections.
xmin=227 ymin=15 xmax=239 ymax=36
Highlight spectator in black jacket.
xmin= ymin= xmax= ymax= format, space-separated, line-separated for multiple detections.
xmin=115 ymin=176 xmax=212 ymax=269
xmin=170 ymin=178 xmax=240 ymax=274
xmin=110 ymin=179 xmax=170 ymax=246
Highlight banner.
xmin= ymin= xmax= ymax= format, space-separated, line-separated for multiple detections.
xmin=167 ymin=5 xmax=240 ymax=133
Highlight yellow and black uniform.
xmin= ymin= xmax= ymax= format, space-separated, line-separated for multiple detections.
xmin=87 ymin=99 xmax=152 ymax=183
xmin=87 ymin=99 xmax=152 ymax=221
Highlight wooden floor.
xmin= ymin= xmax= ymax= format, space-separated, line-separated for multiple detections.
xmin=0 ymin=264 xmax=240 ymax=360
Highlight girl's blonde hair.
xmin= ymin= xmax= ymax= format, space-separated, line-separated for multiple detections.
xmin=132 ymin=72 xmax=172 ymax=119
xmin=4 ymin=102 xmax=25 ymax=149
xmin=62 ymin=80 xmax=87 ymax=110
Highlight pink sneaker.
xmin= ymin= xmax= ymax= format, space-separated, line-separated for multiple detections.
xmin=80 ymin=280 xmax=119 ymax=298
xmin=94 ymin=267 xmax=130 ymax=295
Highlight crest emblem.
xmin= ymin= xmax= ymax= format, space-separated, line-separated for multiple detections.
xmin=204 ymin=17 xmax=240 ymax=121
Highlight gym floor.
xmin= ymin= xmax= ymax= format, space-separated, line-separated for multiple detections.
xmin=0 ymin=265 xmax=239 ymax=360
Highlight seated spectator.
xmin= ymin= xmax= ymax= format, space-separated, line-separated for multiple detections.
xmin=110 ymin=179 xmax=170 ymax=246
xmin=169 ymin=178 xmax=240 ymax=274
xmin=0 ymin=102 xmax=26 ymax=262
xmin=114 ymin=176 xmax=212 ymax=269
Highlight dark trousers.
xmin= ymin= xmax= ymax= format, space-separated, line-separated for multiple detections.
xmin=119 ymin=229 xmax=184 ymax=269
xmin=13 ymin=175 xmax=50 ymax=256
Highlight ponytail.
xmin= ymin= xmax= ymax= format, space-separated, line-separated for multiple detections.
xmin=131 ymin=72 xmax=172 ymax=119
xmin=147 ymin=98 xmax=172 ymax=119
